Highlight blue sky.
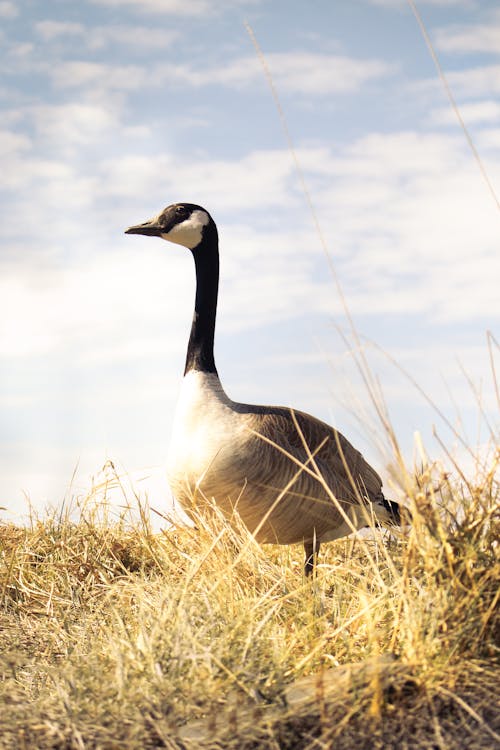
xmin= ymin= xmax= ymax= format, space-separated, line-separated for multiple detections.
xmin=1 ymin=0 xmax=499 ymax=523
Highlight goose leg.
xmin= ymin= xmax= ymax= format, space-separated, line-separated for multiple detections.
xmin=304 ymin=537 xmax=320 ymax=577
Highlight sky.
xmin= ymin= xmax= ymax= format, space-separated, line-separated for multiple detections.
xmin=1 ymin=0 xmax=499 ymax=525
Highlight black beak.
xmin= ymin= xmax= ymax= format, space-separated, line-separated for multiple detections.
xmin=125 ymin=220 xmax=163 ymax=237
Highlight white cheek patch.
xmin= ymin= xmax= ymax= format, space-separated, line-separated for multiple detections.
xmin=161 ymin=210 xmax=210 ymax=249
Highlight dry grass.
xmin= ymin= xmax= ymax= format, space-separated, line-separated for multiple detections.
xmin=1 ymin=440 xmax=499 ymax=749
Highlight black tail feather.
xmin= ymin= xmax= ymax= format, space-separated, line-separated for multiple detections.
xmin=381 ymin=495 xmax=401 ymax=525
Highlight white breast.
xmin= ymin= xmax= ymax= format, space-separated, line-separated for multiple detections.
xmin=166 ymin=371 xmax=244 ymax=497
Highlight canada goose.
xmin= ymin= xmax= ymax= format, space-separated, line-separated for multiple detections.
xmin=125 ymin=203 xmax=404 ymax=575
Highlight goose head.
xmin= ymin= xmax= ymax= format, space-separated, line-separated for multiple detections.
xmin=125 ymin=203 xmax=215 ymax=250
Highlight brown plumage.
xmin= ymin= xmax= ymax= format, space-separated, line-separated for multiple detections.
xmin=125 ymin=202 xmax=404 ymax=574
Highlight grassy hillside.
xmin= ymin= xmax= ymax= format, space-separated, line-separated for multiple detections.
xmin=1 ymin=444 xmax=498 ymax=749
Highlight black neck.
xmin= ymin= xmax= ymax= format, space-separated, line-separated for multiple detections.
xmin=184 ymin=223 xmax=219 ymax=375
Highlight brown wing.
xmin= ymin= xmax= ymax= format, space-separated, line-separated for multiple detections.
xmin=230 ymin=406 xmax=383 ymax=544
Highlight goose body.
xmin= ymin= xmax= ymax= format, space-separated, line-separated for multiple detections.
xmin=126 ymin=203 xmax=403 ymax=574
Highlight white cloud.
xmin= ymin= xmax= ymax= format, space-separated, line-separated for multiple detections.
xmin=430 ymin=99 xmax=500 ymax=126
xmin=0 ymin=237 xmax=315 ymax=380
xmin=446 ymin=64 xmax=500 ymax=98
xmin=0 ymin=249 xmax=190 ymax=360
xmin=43 ymin=51 xmax=392 ymax=96
xmin=3 ymin=133 xmax=498 ymax=334
xmin=299 ymin=132 xmax=500 ymax=322
xmin=1 ymin=151 xmax=74 ymax=192
xmin=31 ymin=102 xmax=120 ymax=146
xmin=4 ymin=98 xmax=147 ymax=166
xmin=478 ymin=128 xmax=500 ymax=150
xmin=89 ymin=0 xmax=259 ymax=15
xmin=35 ymin=20 xmax=178 ymax=50
xmin=35 ymin=20 xmax=84 ymax=39
xmin=26 ymin=100 xmax=150 ymax=153
xmin=100 ymin=148 xmax=302 ymax=217
xmin=173 ymin=52 xmax=394 ymax=94
xmin=368 ymin=0 xmax=474 ymax=7
xmin=435 ymin=14 xmax=500 ymax=55
xmin=9 ymin=42 xmax=34 ymax=59
xmin=0 ymin=129 xmax=31 ymax=157
xmin=90 ymin=24 xmax=178 ymax=49
xmin=90 ymin=0 xmax=212 ymax=13
xmin=0 ymin=1 xmax=18 ymax=18
xmin=49 ymin=60 xmax=147 ymax=90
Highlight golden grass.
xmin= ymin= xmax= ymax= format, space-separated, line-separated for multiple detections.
xmin=1 ymin=442 xmax=498 ymax=749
